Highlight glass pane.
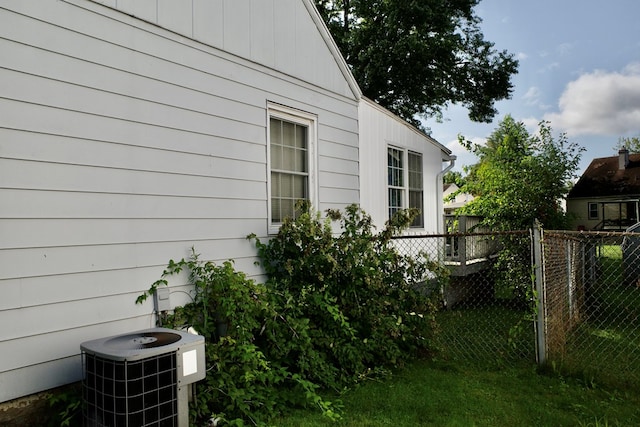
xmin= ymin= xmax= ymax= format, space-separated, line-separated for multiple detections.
xmin=389 ymin=188 xmax=402 ymax=209
xmin=409 ymin=190 xmax=424 ymax=227
xmin=281 ymin=198 xmax=294 ymax=220
xmin=271 ymin=144 xmax=282 ymax=170
xmin=271 ymin=172 xmax=280 ymax=197
xmin=270 ymin=118 xmax=281 ymax=144
xmin=295 ymin=125 xmax=306 ymax=148
xmin=271 ymin=198 xmax=281 ymax=223
xmin=283 ymin=147 xmax=295 ymax=171
xmin=281 ymin=174 xmax=293 ymax=198
xmin=282 ymin=121 xmax=295 ymax=147
xmin=388 ymin=148 xmax=402 ymax=168
xmin=297 ymin=147 xmax=307 ymax=172
xmin=388 ymin=148 xmax=403 ymax=187
xmin=293 ymin=175 xmax=306 ymax=198
xmin=408 ymin=152 xmax=422 ymax=190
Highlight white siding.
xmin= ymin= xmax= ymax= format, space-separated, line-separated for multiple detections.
xmin=81 ymin=0 xmax=359 ymax=99
xmin=358 ymin=98 xmax=451 ymax=234
xmin=0 ymin=0 xmax=358 ymax=402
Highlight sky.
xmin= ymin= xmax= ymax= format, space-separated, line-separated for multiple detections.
xmin=424 ymin=0 xmax=640 ymax=175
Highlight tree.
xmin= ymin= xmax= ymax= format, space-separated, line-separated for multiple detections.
xmin=443 ymin=170 xmax=465 ymax=186
xmin=457 ymin=116 xmax=584 ymax=230
xmin=615 ymin=136 xmax=640 ymax=153
xmin=314 ymin=0 xmax=519 ymax=128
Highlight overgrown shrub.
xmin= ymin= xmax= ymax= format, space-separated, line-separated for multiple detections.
xmin=250 ymin=203 xmax=441 ymax=388
xmin=137 ymin=253 xmax=337 ymax=426
xmin=137 ymin=203 xmax=443 ymax=426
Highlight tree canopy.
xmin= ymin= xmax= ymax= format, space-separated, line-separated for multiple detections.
xmin=456 ymin=116 xmax=584 ymax=230
xmin=615 ymin=136 xmax=640 ymax=153
xmin=443 ymin=170 xmax=465 ymax=187
xmin=314 ymin=0 xmax=519 ymax=128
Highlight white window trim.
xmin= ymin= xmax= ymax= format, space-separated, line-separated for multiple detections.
xmin=267 ymin=102 xmax=318 ymax=234
xmin=387 ymin=144 xmax=425 ymax=229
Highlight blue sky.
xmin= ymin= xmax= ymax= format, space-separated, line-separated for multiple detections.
xmin=424 ymin=0 xmax=640 ymax=175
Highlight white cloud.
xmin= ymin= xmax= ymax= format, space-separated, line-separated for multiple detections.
xmin=445 ymin=136 xmax=482 ymax=171
xmin=523 ymin=86 xmax=541 ymax=106
xmin=556 ymin=42 xmax=574 ymax=56
xmin=520 ymin=116 xmax=541 ymax=130
xmin=544 ymin=63 xmax=640 ymax=136
xmin=539 ymin=62 xmax=560 ymax=73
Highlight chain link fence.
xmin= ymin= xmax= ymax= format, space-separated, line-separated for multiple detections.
xmin=393 ymin=229 xmax=536 ymax=368
xmin=393 ymin=225 xmax=640 ymax=389
xmin=539 ymin=229 xmax=640 ymax=389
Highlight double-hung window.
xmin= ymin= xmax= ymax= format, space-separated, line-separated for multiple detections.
xmin=387 ymin=146 xmax=424 ymax=228
xmin=268 ymin=104 xmax=317 ymax=232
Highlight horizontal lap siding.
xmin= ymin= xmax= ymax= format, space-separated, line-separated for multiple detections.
xmin=359 ymin=99 xmax=446 ymax=232
xmin=0 ymin=0 xmax=358 ymax=402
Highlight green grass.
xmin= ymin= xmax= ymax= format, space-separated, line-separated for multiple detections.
xmin=275 ymin=247 xmax=640 ymax=426
xmin=276 ymin=360 xmax=640 ymax=426
xmin=434 ymin=304 xmax=535 ymax=367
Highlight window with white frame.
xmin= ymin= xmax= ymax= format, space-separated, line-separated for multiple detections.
xmin=588 ymin=202 xmax=599 ymax=220
xmin=408 ymin=151 xmax=424 ymax=227
xmin=387 ymin=147 xmax=424 ymax=227
xmin=268 ymin=105 xmax=316 ymax=232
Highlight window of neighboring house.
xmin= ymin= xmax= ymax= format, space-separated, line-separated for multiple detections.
xmin=588 ymin=202 xmax=599 ymax=220
xmin=268 ymin=104 xmax=317 ymax=233
xmin=387 ymin=146 xmax=424 ymax=228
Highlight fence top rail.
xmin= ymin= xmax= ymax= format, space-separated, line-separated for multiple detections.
xmin=391 ymin=230 xmax=530 ymax=240
xmin=545 ymin=230 xmax=640 ymax=239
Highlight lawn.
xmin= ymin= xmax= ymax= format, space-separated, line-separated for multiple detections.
xmin=276 ymin=242 xmax=640 ymax=426
xmin=276 ymin=359 xmax=640 ymax=426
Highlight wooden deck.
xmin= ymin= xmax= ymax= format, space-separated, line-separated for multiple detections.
xmin=444 ymin=216 xmax=500 ymax=276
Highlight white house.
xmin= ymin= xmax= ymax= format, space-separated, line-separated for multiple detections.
xmin=359 ymin=98 xmax=454 ymax=234
xmin=0 ymin=0 xmax=451 ymax=407
xmin=0 ymin=0 xmax=363 ymax=404
xmin=443 ymin=183 xmax=474 ymax=215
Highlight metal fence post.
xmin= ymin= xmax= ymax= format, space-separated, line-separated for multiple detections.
xmin=532 ymin=221 xmax=546 ymax=365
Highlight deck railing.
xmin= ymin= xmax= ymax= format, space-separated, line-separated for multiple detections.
xmin=444 ymin=216 xmax=500 ymax=267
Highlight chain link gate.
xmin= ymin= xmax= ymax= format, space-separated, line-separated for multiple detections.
xmin=536 ymin=227 xmax=640 ymax=389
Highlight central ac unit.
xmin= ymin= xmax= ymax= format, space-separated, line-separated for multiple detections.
xmin=80 ymin=327 xmax=205 ymax=427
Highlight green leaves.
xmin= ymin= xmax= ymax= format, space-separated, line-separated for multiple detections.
xmin=138 ymin=204 xmax=445 ymax=425
xmin=251 ymin=203 xmax=440 ymax=388
xmin=459 ymin=116 xmax=584 ymax=231
xmin=315 ymin=0 xmax=518 ymax=127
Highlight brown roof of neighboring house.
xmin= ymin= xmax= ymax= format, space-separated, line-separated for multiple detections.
xmin=568 ymin=151 xmax=640 ymax=199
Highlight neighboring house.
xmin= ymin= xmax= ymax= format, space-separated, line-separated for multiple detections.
xmin=0 ymin=0 xmax=451 ymax=405
xmin=567 ymin=149 xmax=640 ymax=231
xmin=443 ymin=183 xmax=474 ymax=216
xmin=359 ymin=98 xmax=454 ymax=234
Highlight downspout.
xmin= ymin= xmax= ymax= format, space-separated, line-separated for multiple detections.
xmin=437 ymin=154 xmax=457 ymax=233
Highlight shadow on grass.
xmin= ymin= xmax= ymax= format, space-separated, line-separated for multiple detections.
xmin=277 ymin=359 xmax=640 ymax=426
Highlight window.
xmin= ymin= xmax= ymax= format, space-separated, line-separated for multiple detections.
xmin=408 ymin=151 xmax=424 ymax=227
xmin=387 ymin=147 xmax=424 ymax=228
xmin=588 ymin=202 xmax=599 ymax=220
xmin=268 ymin=104 xmax=316 ymax=232
xmin=387 ymin=147 xmax=404 ymax=220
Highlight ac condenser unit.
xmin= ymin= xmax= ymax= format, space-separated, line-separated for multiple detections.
xmin=80 ymin=327 xmax=205 ymax=427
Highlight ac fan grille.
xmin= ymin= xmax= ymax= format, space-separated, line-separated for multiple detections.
xmin=83 ymin=351 xmax=178 ymax=427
